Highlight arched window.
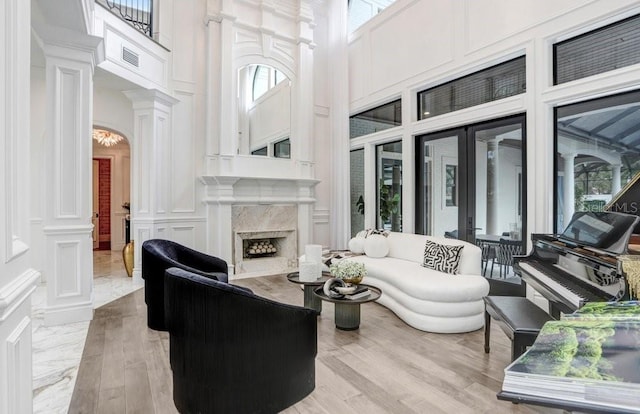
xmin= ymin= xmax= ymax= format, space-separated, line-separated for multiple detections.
xmin=252 ymin=65 xmax=285 ymax=101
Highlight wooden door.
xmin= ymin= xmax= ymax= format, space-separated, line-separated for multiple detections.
xmin=92 ymin=159 xmax=99 ymax=249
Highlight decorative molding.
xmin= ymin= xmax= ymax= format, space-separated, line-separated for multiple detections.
xmin=0 ymin=269 xmax=40 ymax=322
xmin=6 ymin=316 xmax=33 ymax=414
xmin=313 ymin=209 xmax=330 ymax=225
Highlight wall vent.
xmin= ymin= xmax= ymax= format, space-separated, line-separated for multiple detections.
xmin=122 ymin=47 xmax=139 ymax=67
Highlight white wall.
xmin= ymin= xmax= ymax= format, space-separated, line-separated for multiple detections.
xmin=348 ymin=0 xmax=640 ymax=243
xmin=2 ymin=0 xmax=40 ymax=412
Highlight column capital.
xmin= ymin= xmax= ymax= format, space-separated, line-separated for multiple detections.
xmin=35 ymin=24 xmax=104 ymax=69
xmin=123 ymin=89 xmax=180 ymax=108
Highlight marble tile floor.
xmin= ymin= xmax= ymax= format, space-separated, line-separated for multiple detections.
xmin=31 ymin=249 xmax=142 ymax=414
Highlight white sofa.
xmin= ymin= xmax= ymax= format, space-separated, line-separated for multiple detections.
xmin=345 ymin=232 xmax=490 ymax=333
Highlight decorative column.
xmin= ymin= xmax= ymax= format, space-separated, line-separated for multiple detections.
xmin=611 ymin=163 xmax=622 ymax=196
xmin=41 ymin=36 xmax=103 ymax=326
xmin=562 ymin=153 xmax=576 ymax=229
xmin=486 ymin=139 xmax=501 ymax=234
xmin=328 ymin=0 xmax=350 ymax=249
xmin=124 ymin=89 xmax=179 ymax=285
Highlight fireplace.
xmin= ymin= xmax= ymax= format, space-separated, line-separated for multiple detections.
xmin=244 ymin=239 xmax=279 ymax=258
xmin=231 ymin=205 xmax=299 ymax=277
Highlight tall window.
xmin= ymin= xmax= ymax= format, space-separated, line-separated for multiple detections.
xmin=376 ymin=141 xmax=402 ymax=231
xmin=417 ymin=56 xmax=526 ymax=120
xmin=350 ymin=149 xmax=365 ymax=237
xmin=555 ymin=90 xmax=640 ymax=231
xmin=350 ymin=99 xmax=402 ymax=139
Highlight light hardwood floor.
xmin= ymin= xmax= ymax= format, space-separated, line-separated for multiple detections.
xmin=69 ymin=275 xmax=558 ymax=413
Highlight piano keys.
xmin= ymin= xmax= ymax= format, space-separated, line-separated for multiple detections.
xmin=514 ymin=211 xmax=640 ymax=319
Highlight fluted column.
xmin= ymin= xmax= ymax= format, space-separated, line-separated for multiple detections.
xmin=329 ymin=0 xmax=350 ymax=249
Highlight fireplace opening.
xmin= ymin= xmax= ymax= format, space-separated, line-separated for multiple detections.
xmin=243 ymin=238 xmax=280 ymax=259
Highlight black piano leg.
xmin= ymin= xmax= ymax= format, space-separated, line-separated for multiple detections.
xmin=484 ymin=309 xmax=491 ymax=353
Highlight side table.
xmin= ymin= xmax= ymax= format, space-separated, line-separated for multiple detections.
xmin=313 ymin=284 xmax=382 ymax=330
xmin=286 ymin=272 xmax=331 ymax=314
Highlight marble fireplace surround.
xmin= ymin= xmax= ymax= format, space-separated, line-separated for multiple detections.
xmin=201 ymin=175 xmax=319 ymax=278
xmin=232 ymin=205 xmax=299 ymax=277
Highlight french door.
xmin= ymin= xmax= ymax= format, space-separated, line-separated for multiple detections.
xmin=415 ymin=114 xmax=527 ymax=245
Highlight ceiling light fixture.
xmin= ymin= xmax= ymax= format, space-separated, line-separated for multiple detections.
xmin=93 ymin=128 xmax=124 ymax=147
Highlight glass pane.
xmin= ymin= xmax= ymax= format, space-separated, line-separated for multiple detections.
xmin=555 ymin=14 xmax=640 ymax=85
xmin=474 ymin=122 xmax=523 ymax=236
xmin=252 ymin=65 xmax=270 ymax=101
xmin=475 ymin=121 xmax=524 ymax=278
xmin=420 ymin=136 xmax=458 ymax=237
xmin=251 ymin=146 xmax=267 ymax=156
xmin=376 ymin=141 xmax=402 ymax=231
xmin=418 ymin=56 xmax=526 ymax=120
xmin=350 ymin=100 xmax=402 ymax=139
xmin=273 ymin=138 xmax=290 ymax=158
xmin=350 ymin=149 xmax=365 ymax=237
xmin=555 ymin=90 xmax=640 ymax=231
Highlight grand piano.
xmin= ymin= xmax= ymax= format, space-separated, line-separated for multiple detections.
xmin=514 ymin=173 xmax=640 ymax=319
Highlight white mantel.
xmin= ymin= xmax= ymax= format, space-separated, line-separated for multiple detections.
xmin=200 ymin=174 xmax=319 ymax=278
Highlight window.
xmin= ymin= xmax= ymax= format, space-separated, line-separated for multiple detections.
xmin=554 ymin=14 xmax=640 ymax=85
xmin=418 ymin=56 xmax=526 ymax=120
xmin=251 ymin=146 xmax=268 ymax=156
xmin=350 ymin=99 xmax=402 ymax=139
xmin=555 ymin=90 xmax=640 ymax=231
xmin=252 ymin=65 xmax=286 ymax=101
xmin=348 ymin=0 xmax=396 ymax=33
xmin=376 ymin=141 xmax=402 ymax=231
xmin=273 ymin=138 xmax=290 ymax=159
xmin=350 ymin=149 xmax=365 ymax=237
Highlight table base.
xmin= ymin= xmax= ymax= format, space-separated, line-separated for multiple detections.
xmin=334 ymin=303 xmax=361 ymax=330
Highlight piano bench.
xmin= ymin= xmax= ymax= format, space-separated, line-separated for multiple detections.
xmin=483 ymin=296 xmax=554 ymax=361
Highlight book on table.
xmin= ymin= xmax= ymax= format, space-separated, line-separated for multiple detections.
xmin=501 ymin=318 xmax=640 ymax=412
xmin=344 ymin=285 xmax=370 ymax=300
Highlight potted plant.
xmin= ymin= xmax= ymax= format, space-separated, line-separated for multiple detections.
xmin=329 ymin=261 xmax=367 ymax=285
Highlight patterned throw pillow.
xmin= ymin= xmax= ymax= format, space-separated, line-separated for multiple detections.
xmin=362 ymin=228 xmax=390 ymax=238
xmin=422 ymin=239 xmax=464 ymax=274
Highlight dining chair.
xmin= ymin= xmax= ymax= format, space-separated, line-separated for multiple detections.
xmin=495 ymin=239 xmax=524 ymax=278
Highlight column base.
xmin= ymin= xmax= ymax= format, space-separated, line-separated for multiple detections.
xmin=44 ymin=303 xmax=93 ymax=326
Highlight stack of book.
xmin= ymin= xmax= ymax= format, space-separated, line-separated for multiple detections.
xmin=501 ymin=301 xmax=640 ymax=412
xmin=344 ymin=285 xmax=371 ymax=300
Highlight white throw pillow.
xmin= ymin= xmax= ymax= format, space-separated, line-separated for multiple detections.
xmin=364 ymin=234 xmax=389 ymax=258
xmin=348 ymin=237 xmax=365 ymax=254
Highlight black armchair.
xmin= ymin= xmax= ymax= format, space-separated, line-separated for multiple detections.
xmin=164 ymin=267 xmax=317 ymax=414
xmin=141 ymin=239 xmax=229 ymax=331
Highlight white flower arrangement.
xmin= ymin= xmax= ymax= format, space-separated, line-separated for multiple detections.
xmin=329 ymin=260 xmax=367 ymax=280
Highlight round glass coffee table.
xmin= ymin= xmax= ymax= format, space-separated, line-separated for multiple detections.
xmin=313 ymin=284 xmax=382 ymax=330
xmin=286 ymin=271 xmax=332 ymax=314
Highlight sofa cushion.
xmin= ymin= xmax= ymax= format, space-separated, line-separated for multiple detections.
xmin=364 ymin=234 xmax=389 ymax=258
xmin=422 ymin=239 xmax=463 ymax=274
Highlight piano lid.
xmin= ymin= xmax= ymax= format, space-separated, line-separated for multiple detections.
xmin=604 ymin=171 xmax=640 ymax=234
xmin=558 ymin=211 xmax=640 ymax=255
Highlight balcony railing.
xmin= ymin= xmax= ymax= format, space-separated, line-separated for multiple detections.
xmin=97 ymin=0 xmax=153 ymax=37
